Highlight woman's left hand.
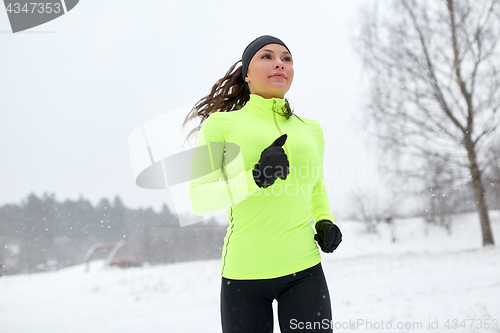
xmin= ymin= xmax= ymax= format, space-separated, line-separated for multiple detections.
xmin=314 ymin=220 xmax=342 ymax=253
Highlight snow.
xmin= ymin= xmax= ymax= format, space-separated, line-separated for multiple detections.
xmin=1 ymin=212 xmax=499 ymax=333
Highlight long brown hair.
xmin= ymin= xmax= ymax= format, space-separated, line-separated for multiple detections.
xmin=183 ymin=60 xmax=303 ymax=144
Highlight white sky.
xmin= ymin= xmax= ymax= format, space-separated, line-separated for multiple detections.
xmin=0 ymin=0 xmax=379 ymax=219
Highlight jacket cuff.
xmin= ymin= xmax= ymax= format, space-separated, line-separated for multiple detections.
xmin=315 ymin=219 xmax=333 ymax=230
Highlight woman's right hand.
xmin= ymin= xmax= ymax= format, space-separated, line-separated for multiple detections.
xmin=252 ymin=134 xmax=289 ymax=188
xmin=314 ymin=220 xmax=342 ymax=253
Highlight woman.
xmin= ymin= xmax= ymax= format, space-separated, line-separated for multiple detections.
xmin=186 ymin=35 xmax=342 ymax=333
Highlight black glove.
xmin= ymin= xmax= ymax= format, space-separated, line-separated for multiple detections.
xmin=252 ymin=134 xmax=289 ymax=188
xmin=314 ymin=220 xmax=342 ymax=253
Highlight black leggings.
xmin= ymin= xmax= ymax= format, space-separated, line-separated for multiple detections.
xmin=220 ymin=262 xmax=333 ymax=333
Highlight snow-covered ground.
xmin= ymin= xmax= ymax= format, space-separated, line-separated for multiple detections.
xmin=1 ymin=212 xmax=500 ymax=333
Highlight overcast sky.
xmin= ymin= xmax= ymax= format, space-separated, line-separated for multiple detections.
xmin=0 ymin=0 xmax=379 ymax=220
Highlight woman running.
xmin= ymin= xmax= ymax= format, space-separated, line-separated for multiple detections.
xmin=186 ymin=35 xmax=342 ymax=333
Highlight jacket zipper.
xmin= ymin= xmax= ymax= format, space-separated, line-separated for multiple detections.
xmin=272 ymin=99 xmax=290 ymax=163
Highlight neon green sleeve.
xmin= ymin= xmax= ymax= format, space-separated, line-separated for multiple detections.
xmin=311 ymin=120 xmax=335 ymax=227
xmin=189 ymin=113 xmax=260 ymax=216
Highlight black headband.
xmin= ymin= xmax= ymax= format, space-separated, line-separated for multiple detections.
xmin=241 ymin=35 xmax=291 ymax=79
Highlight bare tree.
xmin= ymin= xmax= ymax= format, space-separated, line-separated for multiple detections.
xmin=355 ymin=0 xmax=500 ymax=246
xmin=420 ymin=154 xmax=464 ymax=233
xmin=482 ymin=132 xmax=500 ymax=210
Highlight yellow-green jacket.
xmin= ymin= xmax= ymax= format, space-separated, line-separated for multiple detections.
xmin=189 ymin=94 xmax=334 ymax=279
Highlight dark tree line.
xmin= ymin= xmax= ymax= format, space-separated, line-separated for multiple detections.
xmin=0 ymin=192 xmax=224 ymax=275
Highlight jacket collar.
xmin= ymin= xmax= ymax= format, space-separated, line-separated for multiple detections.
xmin=242 ymin=94 xmax=288 ymax=120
